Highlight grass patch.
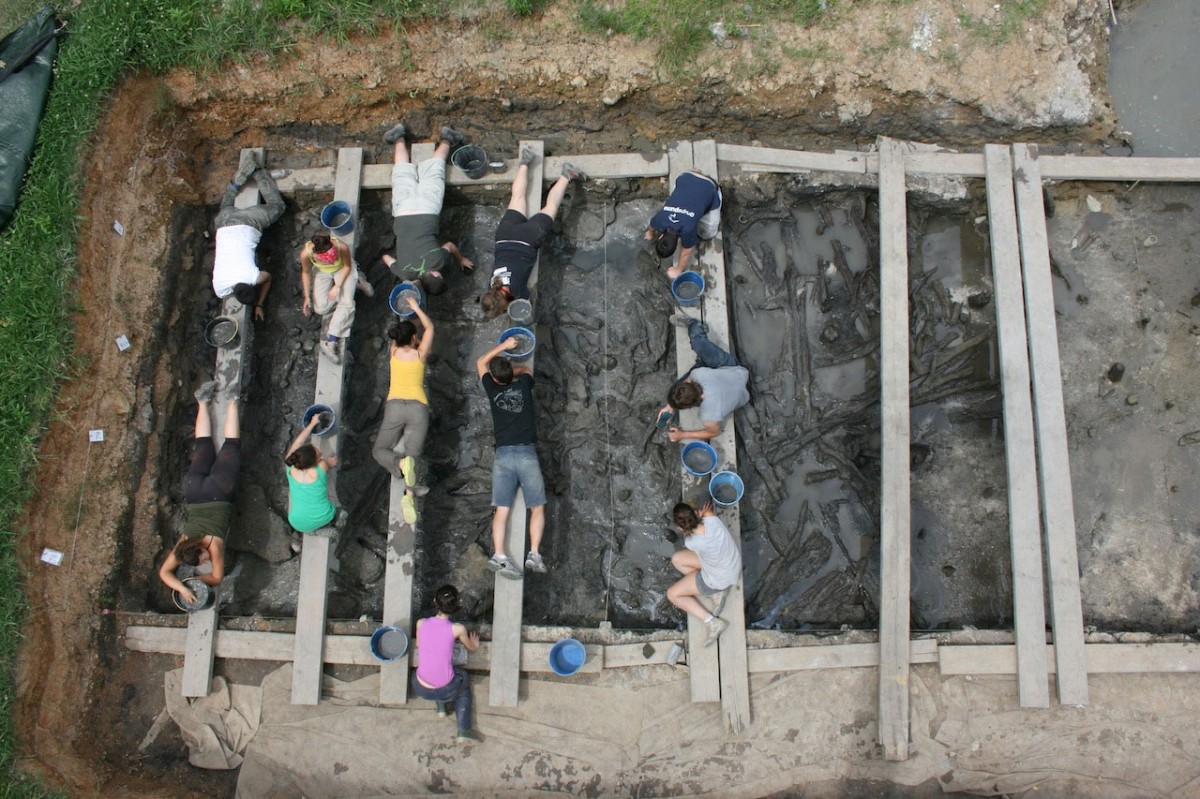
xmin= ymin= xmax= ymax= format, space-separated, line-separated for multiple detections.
xmin=958 ymin=0 xmax=1049 ymax=45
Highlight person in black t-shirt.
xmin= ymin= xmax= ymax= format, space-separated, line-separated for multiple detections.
xmin=476 ymin=337 xmax=546 ymax=580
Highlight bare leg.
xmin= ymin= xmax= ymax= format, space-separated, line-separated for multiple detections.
xmin=508 ymin=164 xmax=530 ymax=215
xmin=491 ymin=507 xmax=511 ymax=558
xmin=434 ymin=140 xmax=451 ymax=161
xmin=393 ymin=140 xmax=411 ymax=165
xmin=671 ymin=549 xmax=701 ymax=575
xmin=540 ymin=175 xmax=572 ymax=221
xmin=528 ymin=505 xmax=545 ymax=554
xmin=668 ymin=575 xmax=711 ymax=622
xmin=195 ymin=402 xmax=212 ymax=439
xmin=224 ymin=399 xmax=240 ymax=440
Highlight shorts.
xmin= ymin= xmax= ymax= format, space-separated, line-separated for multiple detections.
xmin=495 ymin=209 xmax=553 ymax=248
xmin=694 ymin=570 xmax=720 ymax=596
xmin=697 ymin=188 xmax=723 ymax=240
xmin=391 ymin=158 xmax=446 ymax=216
xmin=491 ymin=444 xmax=546 ymax=508
xmin=183 ymin=437 xmax=242 ymax=504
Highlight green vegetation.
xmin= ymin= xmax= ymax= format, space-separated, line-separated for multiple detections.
xmin=958 ymin=0 xmax=1049 ymax=45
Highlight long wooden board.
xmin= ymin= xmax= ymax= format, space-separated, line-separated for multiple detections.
xmin=876 ymin=137 xmax=914 ymax=760
xmin=488 ymin=139 xmax=545 ymax=709
xmin=984 ymin=144 xmax=1051 ymax=709
xmin=939 ymin=643 xmax=1200 ymax=675
xmin=748 ymin=640 xmax=938 ymax=673
xmin=181 ymin=147 xmax=264 ymax=699
xmin=1011 ymin=143 xmax=1089 ymax=707
xmin=692 ymin=139 xmax=751 ymax=734
xmin=291 ymin=147 xmax=362 ymax=706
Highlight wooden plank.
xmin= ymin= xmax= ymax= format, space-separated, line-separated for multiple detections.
xmin=748 ymin=640 xmax=938 ymax=673
xmin=939 ymin=643 xmax=1200 ymax=675
xmin=1011 ymin=143 xmax=1089 ymax=707
xmin=1039 ymin=155 xmax=1200 ymax=182
xmin=666 ymin=141 xmax=720 ymax=705
xmin=693 ymin=139 xmax=751 ymax=734
xmin=488 ymin=140 xmax=544 ymax=709
xmin=379 ymin=477 xmax=416 ymax=705
xmin=602 ymin=641 xmax=680 ymax=668
xmin=876 ymin=137 xmax=913 ymax=760
xmin=290 ymin=534 xmax=332 ymax=705
xmin=181 ymin=147 xmax=264 ymax=699
xmin=984 ymin=144 xmax=1051 ymax=709
xmin=276 ymin=151 xmax=669 ymax=194
xmin=904 ymin=151 xmax=985 ymax=177
xmin=717 ymin=143 xmax=869 ymax=174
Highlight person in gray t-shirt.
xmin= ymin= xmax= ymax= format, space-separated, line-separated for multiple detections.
xmin=666 ymin=501 xmax=742 ymax=647
xmin=658 ymin=317 xmax=750 ymax=443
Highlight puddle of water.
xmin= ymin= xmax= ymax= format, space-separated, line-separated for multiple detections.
xmin=1110 ymin=0 xmax=1200 ymax=157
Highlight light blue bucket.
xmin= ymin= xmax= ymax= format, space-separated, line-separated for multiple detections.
xmin=708 ymin=470 xmax=744 ymax=506
xmin=670 ymin=271 xmax=705 ymax=306
xmin=369 ymin=625 xmax=409 ymax=662
xmin=681 ymin=441 xmax=718 ymax=477
xmin=303 ymin=404 xmax=336 ymax=437
xmin=499 ymin=326 xmax=536 ymax=361
xmin=320 ymin=200 xmax=354 ymax=236
xmin=549 ymin=638 xmax=586 ymax=676
xmin=389 ymin=282 xmax=425 ymax=318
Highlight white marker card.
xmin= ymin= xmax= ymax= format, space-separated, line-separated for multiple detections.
xmin=113 ymin=220 xmax=125 ymax=236
xmin=115 ymin=335 xmax=131 ymax=352
xmin=88 ymin=429 xmax=104 ymax=442
xmin=40 ymin=548 xmax=64 ymax=566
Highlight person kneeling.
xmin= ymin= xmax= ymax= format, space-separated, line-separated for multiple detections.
xmin=666 ymin=501 xmax=742 ymax=647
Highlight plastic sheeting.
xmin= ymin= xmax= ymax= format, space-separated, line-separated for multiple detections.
xmin=0 ymin=5 xmax=57 ymax=231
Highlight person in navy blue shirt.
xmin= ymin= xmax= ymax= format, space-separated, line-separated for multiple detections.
xmin=646 ymin=170 xmax=722 ymax=278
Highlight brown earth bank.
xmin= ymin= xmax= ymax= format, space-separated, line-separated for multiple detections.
xmin=12 ymin=1 xmax=1120 ymax=794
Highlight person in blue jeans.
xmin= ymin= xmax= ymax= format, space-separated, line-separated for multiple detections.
xmin=411 ymin=584 xmax=482 ymax=743
xmin=657 ymin=316 xmax=750 ymax=443
xmin=476 ymin=337 xmax=547 ymax=580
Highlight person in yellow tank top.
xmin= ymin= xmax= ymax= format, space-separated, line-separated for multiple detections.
xmin=373 ymin=295 xmax=433 ymax=524
xmin=298 ymin=233 xmax=375 ymax=365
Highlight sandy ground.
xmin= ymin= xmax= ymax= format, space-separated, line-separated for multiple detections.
xmin=16 ymin=2 xmax=1200 ymax=795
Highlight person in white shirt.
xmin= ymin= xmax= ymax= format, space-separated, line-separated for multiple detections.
xmin=211 ymin=151 xmax=285 ymax=320
xmin=667 ymin=500 xmax=742 ymax=647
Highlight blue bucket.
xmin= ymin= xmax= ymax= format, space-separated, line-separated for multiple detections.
xmin=369 ymin=625 xmax=409 ymax=662
xmin=681 ymin=441 xmax=718 ymax=477
xmin=549 ymin=638 xmax=586 ymax=676
xmin=303 ymin=404 xmax=337 ymax=437
xmin=320 ymin=200 xmax=354 ymax=236
xmin=389 ymin=282 xmax=425 ymax=318
xmin=670 ymin=271 xmax=705 ymax=306
xmin=708 ymin=470 xmax=745 ymax=507
xmin=499 ymin=326 xmax=536 ymax=360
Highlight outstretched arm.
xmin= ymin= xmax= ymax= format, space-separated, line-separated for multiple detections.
xmin=286 ymin=416 xmax=321 ymax=459
xmin=197 ymin=538 xmax=225 ymax=585
xmin=158 ymin=549 xmax=192 ymax=601
xmin=407 ymin=298 xmax=435 ymax=360
xmin=299 ymin=245 xmax=314 ymax=316
xmin=475 ymin=338 xmax=518 ymax=380
xmin=676 ymin=245 xmax=697 ymax=273
xmin=442 ymin=241 xmax=474 ymax=272
xmin=452 ymin=622 xmax=481 ymax=652
xmin=667 ymin=420 xmax=721 ymax=443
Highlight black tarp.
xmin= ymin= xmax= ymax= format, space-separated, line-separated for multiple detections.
xmin=0 ymin=5 xmax=58 ymax=232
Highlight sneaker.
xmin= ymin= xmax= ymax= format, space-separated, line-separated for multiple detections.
xmin=668 ymin=313 xmax=693 ymax=328
xmin=382 ymin=123 xmax=409 ymax=145
xmin=435 ymin=701 xmax=449 ymax=718
xmin=400 ymin=456 xmax=417 ymax=488
xmin=519 ymin=147 xmax=538 ymax=167
xmin=525 ymin=551 xmax=547 ymax=573
xmin=356 ymin=275 xmax=375 ymax=298
xmin=233 ymin=150 xmax=262 ymax=186
xmin=400 ymin=493 xmax=417 ymax=526
xmin=193 ymin=380 xmax=217 ymax=403
xmin=440 ymin=126 xmax=467 ymax=148
xmin=711 ymin=588 xmax=730 ymax=618
xmin=561 ymin=162 xmax=588 ymax=182
xmin=456 ymin=729 xmax=483 ymax=744
xmin=334 ymin=509 xmax=349 ymax=530
xmin=320 ymin=338 xmax=341 ymax=364
xmin=486 ymin=554 xmax=508 ymax=574
xmin=486 ymin=555 xmax=523 ymax=580
xmin=704 ymin=616 xmax=728 ymax=647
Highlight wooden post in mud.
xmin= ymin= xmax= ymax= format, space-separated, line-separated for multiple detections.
xmin=984 ymin=144 xmax=1051 ymax=709
xmin=489 ymin=139 xmax=544 ymax=708
xmin=292 ymin=147 xmax=362 ymax=706
xmin=1011 ymin=143 xmax=1089 ymax=707
xmin=877 ymin=137 xmax=914 ymax=759
xmin=377 ymin=142 xmax=435 ymax=705
xmin=181 ymin=148 xmax=262 ymax=699
xmin=692 ymin=138 xmax=752 ymax=734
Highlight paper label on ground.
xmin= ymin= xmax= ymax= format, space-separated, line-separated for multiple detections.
xmin=41 ymin=548 xmax=64 ymax=566
xmin=88 ymin=429 xmax=104 ymax=442
xmin=115 ymin=335 xmax=131 ymax=352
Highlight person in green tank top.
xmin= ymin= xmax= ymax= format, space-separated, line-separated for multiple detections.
xmin=284 ymin=413 xmax=339 ymax=533
xmin=159 ymin=384 xmax=240 ymax=605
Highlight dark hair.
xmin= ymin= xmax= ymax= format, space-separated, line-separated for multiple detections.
xmin=286 ymin=444 xmax=317 ymax=470
xmin=311 ymin=233 xmax=333 ymax=254
xmin=489 ymin=356 xmax=514 ymax=384
xmin=232 ymin=283 xmax=257 ymax=306
xmin=655 ymin=229 xmax=679 ymax=259
xmin=421 ymin=272 xmax=447 ymax=296
xmin=433 ymin=584 xmax=461 ymax=615
xmin=668 ymin=381 xmax=702 ymax=409
xmin=480 ymin=287 xmax=509 ymax=318
xmin=388 ymin=320 xmax=419 ymax=348
xmin=673 ymin=502 xmax=701 ymax=532
xmin=175 ymin=537 xmax=208 ymax=567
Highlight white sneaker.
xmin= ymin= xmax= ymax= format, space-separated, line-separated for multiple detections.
xmin=525 ymin=551 xmax=547 ymax=573
xmin=320 ymin=339 xmax=341 ymax=364
xmin=704 ymin=616 xmax=728 ymax=647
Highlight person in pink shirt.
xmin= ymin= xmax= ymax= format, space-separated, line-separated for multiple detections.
xmin=411 ymin=585 xmax=482 ymax=743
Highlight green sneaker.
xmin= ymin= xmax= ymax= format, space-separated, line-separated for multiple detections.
xmin=400 ymin=493 xmax=417 ymax=526
xmin=400 ymin=455 xmax=416 ymax=488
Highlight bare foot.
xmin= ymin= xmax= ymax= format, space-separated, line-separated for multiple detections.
xmin=666 ymin=266 xmax=683 ymax=280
